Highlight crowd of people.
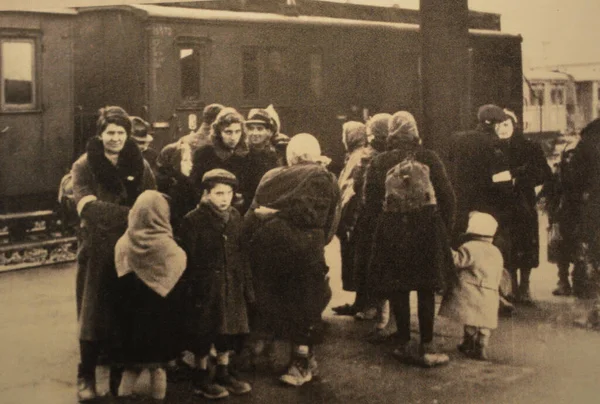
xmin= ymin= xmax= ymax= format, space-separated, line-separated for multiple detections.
xmin=68 ymin=101 xmax=600 ymax=402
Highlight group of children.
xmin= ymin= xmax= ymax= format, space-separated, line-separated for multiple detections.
xmin=111 ymin=137 xmax=508 ymax=401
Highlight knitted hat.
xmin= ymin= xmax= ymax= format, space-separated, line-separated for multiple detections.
xmin=342 ymin=121 xmax=367 ymax=152
xmin=246 ymin=108 xmax=276 ymax=132
xmin=130 ymin=116 xmax=153 ymax=142
xmin=201 ymin=168 xmax=238 ymax=189
xmin=388 ymin=111 xmax=419 ymax=144
xmin=202 ymin=103 xmax=225 ymax=125
xmin=466 ymin=211 xmax=498 ymax=237
xmin=265 ymin=104 xmax=281 ymax=134
xmin=477 ymin=104 xmax=508 ymax=125
xmin=286 ymin=133 xmax=321 ymax=166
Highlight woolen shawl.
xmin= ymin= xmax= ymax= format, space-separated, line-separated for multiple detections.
xmin=115 ymin=190 xmax=187 ymax=297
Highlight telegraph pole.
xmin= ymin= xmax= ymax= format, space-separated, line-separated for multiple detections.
xmin=420 ymin=0 xmax=470 ymax=158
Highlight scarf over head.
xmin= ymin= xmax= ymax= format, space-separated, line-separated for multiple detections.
xmin=115 ymin=190 xmax=187 ymax=297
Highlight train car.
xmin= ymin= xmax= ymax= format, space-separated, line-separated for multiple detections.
xmin=72 ymin=3 xmax=523 ymax=174
xmin=0 ymin=8 xmax=76 ymax=214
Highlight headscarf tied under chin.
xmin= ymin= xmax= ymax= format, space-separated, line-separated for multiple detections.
xmin=115 ymin=190 xmax=187 ymax=297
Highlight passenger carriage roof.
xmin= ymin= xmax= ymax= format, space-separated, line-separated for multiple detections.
xmin=0 ymin=8 xmax=77 ymax=15
xmin=121 ymin=4 xmax=519 ymax=38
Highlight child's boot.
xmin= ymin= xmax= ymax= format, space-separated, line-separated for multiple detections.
xmin=280 ymin=345 xmax=313 ymax=386
xmin=215 ymin=364 xmax=252 ymax=395
xmin=457 ymin=328 xmax=475 ymax=356
xmin=118 ymin=369 xmax=139 ymax=397
xmin=150 ymin=367 xmax=167 ymax=400
xmin=192 ymin=368 xmax=229 ymax=400
xmin=471 ymin=330 xmax=490 ymax=361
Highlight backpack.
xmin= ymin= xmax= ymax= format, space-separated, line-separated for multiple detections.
xmin=383 ymin=152 xmax=437 ymax=213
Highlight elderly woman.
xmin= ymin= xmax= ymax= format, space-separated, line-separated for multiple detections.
xmin=364 ymin=111 xmax=455 ymax=367
xmin=71 ymin=106 xmax=156 ymax=401
xmin=244 ymin=133 xmax=340 ymax=386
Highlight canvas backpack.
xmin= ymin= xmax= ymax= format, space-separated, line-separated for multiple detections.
xmin=383 ymin=152 xmax=437 ymax=213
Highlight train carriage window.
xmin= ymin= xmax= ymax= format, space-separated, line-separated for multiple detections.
xmin=0 ymin=39 xmax=36 ymax=111
xmin=179 ymin=47 xmax=202 ymax=102
xmin=551 ymin=86 xmax=564 ymax=105
xmin=529 ymin=84 xmax=544 ymax=106
xmin=309 ymin=52 xmax=323 ymax=99
xmin=243 ymin=47 xmax=260 ymax=100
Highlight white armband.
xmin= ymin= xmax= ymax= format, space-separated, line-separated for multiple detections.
xmin=77 ymin=195 xmax=98 ymax=217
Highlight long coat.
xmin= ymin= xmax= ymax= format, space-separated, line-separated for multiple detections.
xmin=449 ymin=130 xmax=551 ymax=269
xmin=177 ymin=203 xmax=254 ymax=338
xmin=72 ymin=137 xmax=156 ymax=341
xmin=438 ymin=236 xmax=504 ymax=329
xmin=243 ymin=163 xmax=340 ymax=339
xmin=364 ymin=147 xmax=456 ymax=295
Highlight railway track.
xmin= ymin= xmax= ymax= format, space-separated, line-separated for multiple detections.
xmin=0 ymin=210 xmax=77 ymax=273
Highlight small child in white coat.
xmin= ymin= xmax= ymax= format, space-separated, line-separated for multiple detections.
xmin=439 ymin=211 xmax=504 ymax=360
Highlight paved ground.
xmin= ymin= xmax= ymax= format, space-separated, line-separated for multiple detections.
xmin=1 ymin=219 xmax=600 ymax=404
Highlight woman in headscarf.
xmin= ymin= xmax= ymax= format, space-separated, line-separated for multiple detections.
xmin=244 ymin=133 xmax=340 ymax=387
xmin=332 ymin=114 xmax=391 ymax=318
xmin=336 ymin=121 xmax=368 ymax=297
xmin=71 ymin=106 xmax=156 ymax=401
xmin=363 ymin=111 xmax=455 ymax=367
xmin=114 ymin=190 xmax=187 ymax=400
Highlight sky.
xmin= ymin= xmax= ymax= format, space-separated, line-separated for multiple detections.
xmin=0 ymin=0 xmax=598 ymax=67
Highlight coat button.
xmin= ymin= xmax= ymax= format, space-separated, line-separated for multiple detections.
xmin=223 ymin=235 xmax=228 ymax=240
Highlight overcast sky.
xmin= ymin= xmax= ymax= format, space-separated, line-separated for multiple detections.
xmin=1 ymin=0 xmax=598 ymax=67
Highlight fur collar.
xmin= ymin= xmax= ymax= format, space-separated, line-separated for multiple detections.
xmin=86 ymin=136 xmax=145 ymax=206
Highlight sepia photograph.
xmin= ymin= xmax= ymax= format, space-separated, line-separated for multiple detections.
xmin=0 ymin=0 xmax=599 ymax=403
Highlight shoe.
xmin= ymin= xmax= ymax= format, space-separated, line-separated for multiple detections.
xmin=332 ymin=303 xmax=357 ymax=316
xmin=457 ymin=334 xmax=475 ymax=357
xmin=279 ymin=357 xmax=313 ymax=387
xmin=498 ymin=296 xmax=516 ymax=317
xmin=419 ymin=343 xmax=450 ymax=368
xmin=366 ymin=329 xmax=400 ymax=345
xmin=193 ymin=369 xmax=229 ymax=400
xmin=518 ymin=288 xmax=535 ymax=306
xmin=77 ymin=377 xmax=97 ymax=402
xmin=150 ymin=368 xmax=167 ymax=400
xmin=552 ymin=283 xmax=572 ymax=296
xmin=391 ymin=342 xmax=411 ymax=362
xmin=354 ymin=307 xmax=377 ymax=321
xmin=215 ymin=365 xmax=251 ymax=395
xmin=308 ymin=354 xmax=319 ymax=378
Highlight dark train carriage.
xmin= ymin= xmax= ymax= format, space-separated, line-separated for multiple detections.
xmin=0 ymin=9 xmax=76 ymax=214
xmin=73 ymin=4 xmax=522 ymax=171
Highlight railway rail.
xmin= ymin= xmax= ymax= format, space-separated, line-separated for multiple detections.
xmin=0 ymin=211 xmax=77 ymax=273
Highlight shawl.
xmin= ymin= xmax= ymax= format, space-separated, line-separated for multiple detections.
xmin=115 ymin=190 xmax=187 ymax=297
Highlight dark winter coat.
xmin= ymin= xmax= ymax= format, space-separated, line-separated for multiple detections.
xmin=243 ymin=163 xmax=340 ymax=338
xmin=449 ymin=130 xmax=551 ymax=269
xmin=72 ymin=137 xmax=156 ymax=341
xmin=364 ymin=147 xmax=456 ymax=295
xmin=245 ymin=146 xmax=280 ymax=209
xmin=190 ymin=136 xmax=250 ymax=213
xmin=570 ymin=119 xmax=600 ymax=260
xmin=178 ymin=203 xmax=254 ymax=338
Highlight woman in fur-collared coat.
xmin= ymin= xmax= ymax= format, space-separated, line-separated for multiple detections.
xmin=71 ymin=106 xmax=156 ymax=401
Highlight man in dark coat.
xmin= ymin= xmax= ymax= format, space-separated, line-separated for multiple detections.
xmin=243 ymin=133 xmax=340 ymax=386
xmin=569 ymin=118 xmax=600 ymax=328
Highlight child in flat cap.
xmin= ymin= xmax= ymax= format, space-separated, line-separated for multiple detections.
xmin=177 ymin=169 xmax=254 ymax=399
xmin=438 ymin=211 xmax=505 ymax=360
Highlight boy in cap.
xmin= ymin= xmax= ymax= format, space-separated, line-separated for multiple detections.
xmin=438 ymin=211 xmax=505 ymax=360
xmin=177 ymin=169 xmax=254 ymax=399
